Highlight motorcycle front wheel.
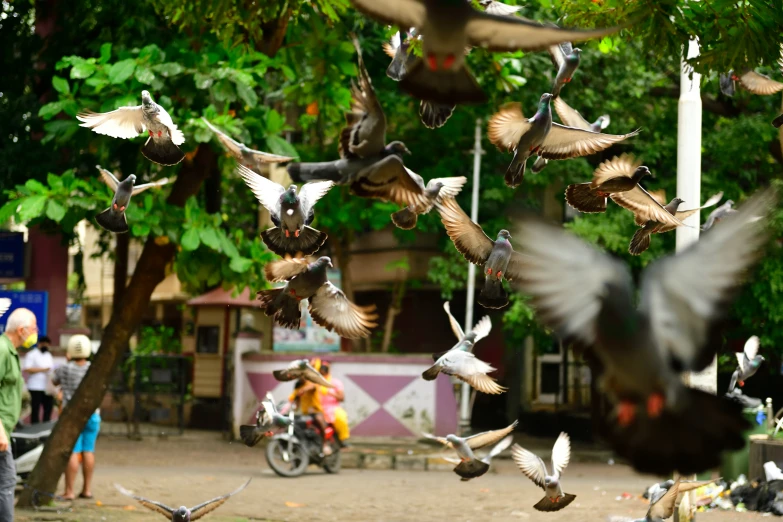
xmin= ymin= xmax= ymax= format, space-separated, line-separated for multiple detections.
xmin=266 ymin=438 xmax=310 ymax=478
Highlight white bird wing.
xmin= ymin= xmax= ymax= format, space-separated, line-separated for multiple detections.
xmin=464 ymin=421 xmax=518 ymax=450
xmin=154 ymin=104 xmax=185 ymax=146
xmin=77 ymin=106 xmax=144 ymax=139
xmin=743 ymin=335 xmax=760 ymax=360
xmin=640 ymin=189 xmax=775 ymax=372
xmin=236 ymin=164 xmax=285 ymax=213
xmin=483 ymin=1 xmax=524 ymax=16
xmin=551 ymin=432 xmax=571 ymax=475
xmin=132 ymin=177 xmax=173 ymax=196
xmin=648 ymin=480 xmax=680 ymax=520
xmin=443 ymin=301 xmax=465 ymax=341
xmin=0 ymin=299 xmax=10 ymax=319
xmin=553 ymin=97 xmax=592 ymax=130
xmin=735 ymin=351 xmax=747 ymax=371
xmin=96 ymin=166 xmax=121 ymax=191
xmin=422 ymin=432 xmax=453 ymax=449
xmin=309 ymin=282 xmax=378 ymax=340
xmin=299 ymin=180 xmax=335 ymax=212
xmin=486 ymin=434 xmax=514 ymax=460
xmin=511 ymin=443 xmax=548 ymax=489
xmin=471 ymin=315 xmax=492 ymax=343
xmin=540 ymin=123 xmax=640 ymax=160
xmin=427 ymin=176 xmax=468 ymax=200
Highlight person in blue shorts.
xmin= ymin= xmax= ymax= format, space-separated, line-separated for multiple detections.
xmin=52 ymin=334 xmax=100 ymax=500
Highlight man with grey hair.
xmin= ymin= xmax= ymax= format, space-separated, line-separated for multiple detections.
xmin=0 ymin=308 xmax=37 ymax=520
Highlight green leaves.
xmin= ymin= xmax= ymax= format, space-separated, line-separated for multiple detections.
xmin=52 ymin=76 xmax=70 ymax=94
xmin=107 ymin=59 xmax=137 ymax=84
xmin=17 ymin=196 xmax=48 ymax=222
xmin=45 ymin=200 xmax=66 ymax=222
xmin=180 ymin=228 xmax=201 ymax=251
xmin=229 ymin=256 xmax=253 ymax=273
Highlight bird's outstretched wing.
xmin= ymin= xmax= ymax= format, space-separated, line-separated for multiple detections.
xmin=237 ymin=164 xmax=286 ymax=213
xmin=443 ymin=301 xmax=465 ymax=340
xmin=114 ymin=483 xmax=175 ymax=519
xmin=309 ymin=283 xmax=378 ymax=339
xmin=0 ymin=299 xmax=10 ymax=319
xmin=511 ymin=444 xmax=547 ymax=489
xmin=436 ymin=198 xmax=495 ymax=266
xmin=348 ymin=0 xmax=427 ymax=30
xmin=299 ymin=181 xmax=335 ymax=212
xmin=264 ymin=256 xmax=311 ymax=283
xmin=553 ymin=97 xmax=592 ymax=130
xmin=540 ymin=124 xmax=640 ymax=160
xmin=551 ymin=432 xmax=571 ymax=475
xmin=487 ymin=102 xmax=530 ymax=152
xmin=190 ymin=478 xmax=252 ymax=521
xmin=464 ymin=421 xmax=518 ymax=450
xmin=96 ymin=166 xmax=121 ymax=191
xmin=739 ymin=70 xmax=783 ymax=95
xmin=132 ymin=177 xmax=173 ymax=196
xmin=77 ymin=106 xmax=144 ymax=139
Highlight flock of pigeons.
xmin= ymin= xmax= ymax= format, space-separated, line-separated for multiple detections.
xmin=66 ymin=0 xmax=783 ymax=519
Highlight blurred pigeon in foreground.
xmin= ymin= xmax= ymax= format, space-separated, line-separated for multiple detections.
xmin=512 ymin=432 xmax=576 ymax=512
xmin=0 ymin=299 xmax=10 ymax=319
xmin=115 ymin=479 xmax=250 ymax=521
xmin=443 ymin=300 xmax=492 ymax=346
xmin=202 ymin=118 xmax=293 ymax=168
xmin=728 ymin=335 xmax=764 ymax=392
xmin=272 ymin=359 xmax=334 ymax=388
xmin=564 ymin=154 xmax=652 ymax=214
xmin=259 ymin=257 xmax=378 ymax=339
xmin=424 ymin=421 xmax=518 ymax=479
xmin=77 ymin=91 xmax=185 ymax=166
xmin=94 ymin=166 xmax=172 ymax=234
xmin=237 ymin=165 xmax=333 ymax=256
xmin=513 ymin=189 xmax=775 ymax=475
xmin=488 ymin=95 xmax=639 ymax=187
xmin=240 ymin=392 xmax=292 ymax=447
xmin=442 ymin=434 xmax=514 ymax=481
xmin=437 ymin=198 xmax=528 ymax=309
xmin=348 ymin=0 xmax=621 ymax=105
xmin=609 ymin=478 xmax=680 ymax=522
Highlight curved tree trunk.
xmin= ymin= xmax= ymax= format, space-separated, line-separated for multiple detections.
xmin=17 ymin=145 xmax=217 ymax=507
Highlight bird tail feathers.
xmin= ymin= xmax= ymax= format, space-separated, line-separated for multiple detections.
xmin=564 ymin=183 xmax=606 ymax=213
xmin=142 ymin=137 xmax=185 ymax=166
xmin=419 ymin=101 xmax=456 ymax=129
xmin=421 ymin=364 xmax=441 ymax=381
xmin=400 ymin=59 xmax=486 ymax=105
xmin=533 ymin=493 xmax=576 ymax=512
xmin=261 ymin=226 xmax=327 ymax=257
xmin=431 ymin=350 xmax=449 ymax=362
xmin=239 ymin=425 xmax=266 ymax=448
xmin=453 ymin=459 xmax=490 ymax=479
xmin=628 ymin=228 xmax=652 ymax=256
xmin=504 ymin=151 xmax=527 ymax=188
xmin=257 ymin=288 xmax=302 ymax=329
xmin=477 ymin=278 xmax=509 ymax=309
xmin=391 ymin=207 xmax=418 ymax=230
xmin=287 ymin=162 xmax=343 ymax=183
xmin=95 ymin=209 xmax=129 ymax=234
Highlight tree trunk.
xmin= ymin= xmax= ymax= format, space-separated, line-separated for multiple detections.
xmin=380 ymin=277 xmax=406 ymax=353
xmin=17 ymin=145 xmax=217 ymax=507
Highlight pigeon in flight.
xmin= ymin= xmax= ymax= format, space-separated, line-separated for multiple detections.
xmin=488 ymin=95 xmax=639 ymax=187
xmin=564 ymin=154 xmax=652 ymax=213
xmin=441 ymin=434 xmax=513 ymax=482
xmin=549 ymin=42 xmax=581 ymax=99
xmin=512 ymin=432 xmax=576 ymax=512
xmin=348 ymin=0 xmax=621 ymax=105
xmin=615 ymin=192 xmax=723 ymax=256
xmin=702 ymin=199 xmax=736 ymax=231
xmin=202 ymin=118 xmax=293 ymax=168
xmin=258 ymin=256 xmax=378 ymax=339
xmin=114 ymin=479 xmax=251 ymax=521
xmin=77 ymin=91 xmax=185 ymax=166
xmin=240 ymin=392 xmax=292 ymax=447
xmin=720 ymin=70 xmax=783 ymax=97
xmin=479 ymin=0 xmax=524 ymax=16
xmin=443 ymin=300 xmax=492 ymax=347
xmin=0 ymin=299 xmax=10 ymax=319
xmin=382 ymin=29 xmax=457 ymax=129
xmin=424 ymin=421 xmax=518 ymax=479
xmin=437 ymin=198 xmax=528 ymax=309
xmin=512 ymin=189 xmax=775 ymax=475
xmin=422 ymin=340 xmax=506 ymax=394
xmin=273 ymin=359 xmax=334 ymax=388
xmin=237 ymin=165 xmax=333 ymax=256
xmin=609 ymin=479 xmax=681 ymax=522
xmin=94 ymin=166 xmax=172 ymax=233
xmin=728 ymin=335 xmax=764 ymax=392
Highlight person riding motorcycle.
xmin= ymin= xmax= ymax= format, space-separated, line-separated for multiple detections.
xmin=316 ymin=360 xmax=350 ymax=447
xmin=288 ymin=358 xmax=332 ymax=456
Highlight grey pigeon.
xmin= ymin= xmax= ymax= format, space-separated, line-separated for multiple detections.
xmin=342 ymin=37 xmax=388 ymax=159
xmin=202 ymin=118 xmax=293 ymax=169
xmin=643 ymin=478 xmax=715 ymax=504
xmin=272 ymin=359 xmax=335 ymax=388
xmin=385 ymin=171 xmax=467 ymax=230
xmin=443 ymin=300 xmax=492 ymax=346
xmin=609 ymin=479 xmax=681 ymax=522
xmin=728 ymin=335 xmax=764 ymax=392
xmin=721 ymin=70 xmax=783 ymax=97
xmin=442 ymin=434 xmax=514 ymax=482
xmin=349 ymin=0 xmax=621 ymax=105
xmin=0 ymin=299 xmax=10 ymax=319
xmin=424 ymin=421 xmax=518 ymax=479
xmin=549 ymin=41 xmax=581 ymax=99
xmin=258 ymin=256 xmax=378 ymax=339
xmin=536 ymin=97 xmax=610 ymax=173
xmin=512 ymin=189 xmax=775 ymax=475
xmin=488 ymin=95 xmax=639 ymax=187
xmin=239 ymin=392 xmax=292 ymax=447
xmin=114 ymin=479 xmax=250 ymax=521
xmin=512 ymin=433 xmax=576 ymax=512
xmin=287 ymin=146 xmax=410 ymax=184
xmin=237 ymin=165 xmax=333 ymax=256
xmin=382 ymin=29 xmax=457 ymax=129
xmin=437 ymin=198 xmax=528 ymax=309
xmin=702 ymin=200 xmax=736 ymax=231
xmin=565 ymin=154 xmax=652 ymax=213
xmin=94 ymin=166 xmax=172 ymax=233
xmin=77 ymin=91 xmax=185 ymax=166
xmin=422 ymin=341 xmax=506 ymax=394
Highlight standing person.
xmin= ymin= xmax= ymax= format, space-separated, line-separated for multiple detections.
xmin=0 ymin=308 xmax=38 ymax=520
xmin=317 ymin=360 xmax=350 ymax=447
xmin=52 ymin=335 xmax=100 ymax=501
xmin=23 ymin=336 xmax=54 ymax=423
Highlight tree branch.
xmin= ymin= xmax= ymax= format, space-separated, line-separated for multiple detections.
xmin=647 ymin=86 xmax=742 ymax=118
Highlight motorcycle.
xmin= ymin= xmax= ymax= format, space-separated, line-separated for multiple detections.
xmin=265 ymin=402 xmax=341 ymax=478
xmin=12 ymin=421 xmax=56 ymax=485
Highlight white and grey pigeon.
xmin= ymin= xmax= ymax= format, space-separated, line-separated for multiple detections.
xmin=513 ymin=189 xmax=775 ymax=475
xmin=702 ymin=199 xmax=736 ymax=231
xmin=728 ymin=335 xmax=764 ymax=392
xmin=202 ymin=118 xmax=293 ymax=169
xmin=77 ymin=91 xmax=186 ymax=166
xmin=0 ymin=299 xmax=10 ymax=319
xmin=443 ymin=300 xmax=492 ymax=347
xmin=94 ymin=166 xmax=172 ymax=234
xmin=237 ymin=164 xmax=334 ymax=256
xmin=608 ymin=479 xmax=681 ymax=522
xmin=512 ymin=432 xmax=576 ymax=512
xmin=348 ymin=0 xmax=621 ymax=105
xmin=549 ymin=41 xmax=581 ymax=99
xmin=422 ymin=340 xmax=506 ymax=394
xmin=259 ymin=257 xmax=379 ymax=339
xmin=239 ymin=392 xmax=292 ymax=447
xmin=488 ymin=94 xmax=639 ymax=188
xmin=424 ymin=421 xmax=518 ymax=479
xmin=386 ymin=171 xmax=467 ymax=230
xmin=479 ymin=0 xmax=524 ymax=16
xmin=441 ymin=434 xmax=514 ymax=482
xmin=272 ymin=358 xmax=335 ymax=388
xmin=115 ymin=479 xmax=250 ymax=521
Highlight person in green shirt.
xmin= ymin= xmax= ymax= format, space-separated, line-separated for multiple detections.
xmin=0 ymin=307 xmax=37 ymax=521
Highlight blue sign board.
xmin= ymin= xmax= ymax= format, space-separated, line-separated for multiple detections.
xmin=0 ymin=233 xmax=25 ymax=280
xmin=0 ymin=291 xmax=49 ymax=336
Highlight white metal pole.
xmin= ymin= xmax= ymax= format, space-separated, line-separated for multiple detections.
xmin=460 ymin=119 xmax=482 ymax=435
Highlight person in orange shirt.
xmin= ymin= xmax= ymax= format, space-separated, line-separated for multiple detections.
xmin=288 ymin=359 xmax=332 ymax=455
xmin=317 ymin=360 xmax=350 ymax=446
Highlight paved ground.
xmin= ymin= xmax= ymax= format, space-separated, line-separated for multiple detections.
xmin=16 ymin=432 xmax=766 ymax=522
